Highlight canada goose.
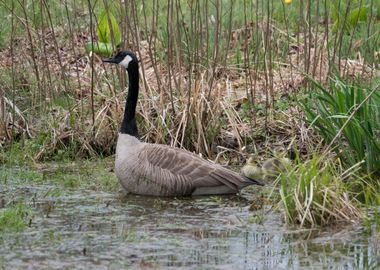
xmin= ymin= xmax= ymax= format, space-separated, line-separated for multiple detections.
xmin=242 ymin=156 xmax=291 ymax=182
xmin=102 ymin=50 xmax=263 ymax=196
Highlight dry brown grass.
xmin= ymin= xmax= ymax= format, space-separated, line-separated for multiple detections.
xmin=0 ymin=32 xmax=327 ymax=162
xmin=0 ymin=1 xmax=376 ymax=163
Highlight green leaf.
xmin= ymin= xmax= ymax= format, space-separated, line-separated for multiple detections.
xmin=329 ymin=0 xmax=340 ymax=22
xmin=97 ymin=9 xmax=121 ymax=45
xmin=85 ymin=41 xmax=113 ymax=56
xmin=347 ymin=6 xmax=368 ymax=27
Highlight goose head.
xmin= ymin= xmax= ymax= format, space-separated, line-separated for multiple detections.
xmin=102 ymin=50 xmax=138 ymax=70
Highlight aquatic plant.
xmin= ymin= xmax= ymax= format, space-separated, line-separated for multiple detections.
xmin=0 ymin=203 xmax=32 ymax=233
xmin=278 ymin=154 xmax=362 ymax=227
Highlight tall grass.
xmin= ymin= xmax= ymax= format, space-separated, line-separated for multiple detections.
xmin=302 ymin=78 xmax=380 ymax=175
xmin=279 ymin=153 xmax=362 ymax=227
xmin=0 ymin=0 xmax=378 ymax=162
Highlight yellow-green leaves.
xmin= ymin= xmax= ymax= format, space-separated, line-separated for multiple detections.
xmin=85 ymin=42 xmax=114 ymax=56
xmin=97 ymin=9 xmax=121 ymax=45
xmin=85 ymin=9 xmax=121 ymax=56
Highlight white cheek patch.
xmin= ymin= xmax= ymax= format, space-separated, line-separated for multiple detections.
xmin=119 ymin=55 xmax=133 ymax=68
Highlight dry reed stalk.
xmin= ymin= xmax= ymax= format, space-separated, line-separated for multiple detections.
xmin=87 ymin=0 xmax=96 ymax=128
xmin=0 ymin=93 xmax=8 ymax=144
xmin=18 ymin=0 xmax=41 ymax=106
xmin=0 ymin=0 xmax=376 ymax=162
xmin=64 ymin=1 xmax=83 ymax=125
xmin=43 ymin=0 xmax=71 ymax=95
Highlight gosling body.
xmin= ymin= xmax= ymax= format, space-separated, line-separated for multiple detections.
xmin=242 ymin=156 xmax=291 ymax=182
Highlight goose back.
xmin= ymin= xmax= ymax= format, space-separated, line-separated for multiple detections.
xmin=115 ymin=134 xmax=257 ymax=196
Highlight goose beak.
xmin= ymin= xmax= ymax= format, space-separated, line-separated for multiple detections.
xmin=102 ymin=56 xmax=117 ymax=63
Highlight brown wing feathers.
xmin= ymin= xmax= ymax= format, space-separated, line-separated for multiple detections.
xmin=141 ymin=144 xmax=248 ymax=194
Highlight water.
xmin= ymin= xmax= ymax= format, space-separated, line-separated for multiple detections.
xmin=0 ymin=168 xmax=379 ymax=269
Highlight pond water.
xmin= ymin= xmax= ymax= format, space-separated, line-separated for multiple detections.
xmin=0 ymin=165 xmax=379 ymax=269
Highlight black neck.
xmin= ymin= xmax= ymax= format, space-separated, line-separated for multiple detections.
xmin=120 ymin=64 xmax=139 ymax=136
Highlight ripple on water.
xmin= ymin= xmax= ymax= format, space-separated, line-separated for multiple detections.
xmin=0 ymin=183 xmax=379 ymax=270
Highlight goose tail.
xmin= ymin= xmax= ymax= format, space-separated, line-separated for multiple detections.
xmin=242 ymin=175 xmax=264 ymax=186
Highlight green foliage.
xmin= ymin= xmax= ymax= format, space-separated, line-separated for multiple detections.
xmin=85 ymin=41 xmax=114 ymax=56
xmin=279 ymin=154 xmax=362 ymax=227
xmin=330 ymin=0 xmax=370 ymax=33
xmin=0 ymin=166 xmax=43 ymax=185
xmin=0 ymin=203 xmax=32 ymax=233
xmin=96 ymin=9 xmax=121 ymax=45
xmin=302 ymin=78 xmax=380 ymax=175
xmin=1 ymin=159 xmax=118 ymax=191
xmin=86 ymin=7 xmax=121 ymax=56
xmin=346 ymin=176 xmax=380 ymax=206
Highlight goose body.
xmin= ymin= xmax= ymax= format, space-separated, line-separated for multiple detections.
xmin=103 ymin=51 xmax=263 ymax=196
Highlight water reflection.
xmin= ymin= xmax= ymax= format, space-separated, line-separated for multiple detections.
xmin=0 ymin=184 xmax=379 ymax=269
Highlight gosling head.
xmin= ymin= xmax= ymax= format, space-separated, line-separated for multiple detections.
xmin=102 ymin=50 xmax=138 ymax=69
xmin=242 ymin=157 xmax=265 ymax=181
xmin=262 ymin=157 xmax=291 ymax=179
xmin=262 ymin=157 xmax=291 ymax=171
xmin=246 ymin=156 xmax=256 ymax=166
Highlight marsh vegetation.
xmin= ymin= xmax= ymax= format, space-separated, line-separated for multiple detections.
xmin=0 ymin=0 xmax=379 ymax=268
